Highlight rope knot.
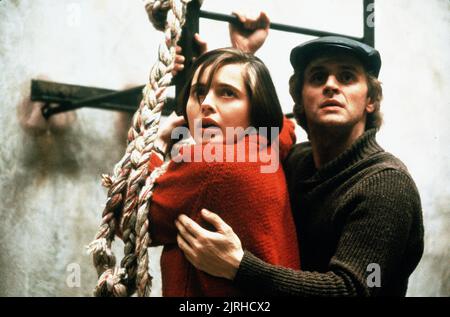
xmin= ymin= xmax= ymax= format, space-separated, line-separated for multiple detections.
xmin=144 ymin=0 xmax=172 ymax=31
xmin=87 ymin=238 xmax=117 ymax=275
xmin=94 ymin=268 xmax=128 ymax=297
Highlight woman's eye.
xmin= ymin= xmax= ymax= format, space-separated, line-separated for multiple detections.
xmin=220 ymin=88 xmax=236 ymax=98
xmin=191 ymin=86 xmax=206 ymax=98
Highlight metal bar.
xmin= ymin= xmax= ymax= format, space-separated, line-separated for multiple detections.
xmin=70 ymin=85 xmax=144 ymax=108
xmin=199 ymin=10 xmax=363 ymax=41
xmin=363 ymin=0 xmax=375 ymax=47
xmin=41 ymin=100 xmax=138 ymax=117
xmin=31 ymin=80 xmax=143 ymax=118
xmin=40 ymin=100 xmax=137 ymax=119
xmin=31 ymin=80 xmax=123 ymax=118
xmin=31 ymin=79 xmax=115 ymax=103
xmin=31 ymin=80 xmax=174 ymax=118
xmin=172 ymin=0 xmax=201 ymax=115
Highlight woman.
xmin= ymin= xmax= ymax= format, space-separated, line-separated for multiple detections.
xmin=131 ymin=48 xmax=300 ymax=296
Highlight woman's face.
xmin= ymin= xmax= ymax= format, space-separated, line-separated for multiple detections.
xmin=186 ymin=63 xmax=251 ymax=144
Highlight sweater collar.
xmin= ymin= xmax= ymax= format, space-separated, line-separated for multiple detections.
xmin=304 ymin=129 xmax=384 ymax=182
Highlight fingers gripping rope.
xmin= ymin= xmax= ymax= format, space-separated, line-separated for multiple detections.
xmin=88 ymin=0 xmax=196 ymax=297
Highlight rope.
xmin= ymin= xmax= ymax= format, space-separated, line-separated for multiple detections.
xmin=88 ymin=0 xmax=195 ymax=297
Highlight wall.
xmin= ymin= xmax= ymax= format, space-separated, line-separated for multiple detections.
xmin=0 ymin=0 xmax=448 ymax=296
xmin=0 ymin=0 xmax=163 ymax=296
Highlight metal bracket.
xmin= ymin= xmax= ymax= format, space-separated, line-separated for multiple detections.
xmin=30 ymin=80 xmax=174 ymax=119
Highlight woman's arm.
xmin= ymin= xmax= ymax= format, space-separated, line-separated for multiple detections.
xmin=228 ymin=11 xmax=270 ymax=54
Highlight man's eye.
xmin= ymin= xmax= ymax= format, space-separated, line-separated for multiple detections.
xmin=339 ymin=71 xmax=356 ymax=83
xmin=309 ymin=72 xmax=327 ymax=84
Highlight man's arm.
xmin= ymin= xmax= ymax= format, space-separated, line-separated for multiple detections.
xmin=176 ymin=169 xmax=423 ymax=296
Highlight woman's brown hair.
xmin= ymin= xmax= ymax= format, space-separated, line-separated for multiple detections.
xmin=178 ymin=47 xmax=284 ymax=142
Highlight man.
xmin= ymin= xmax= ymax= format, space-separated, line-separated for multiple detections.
xmin=174 ymin=14 xmax=424 ymax=296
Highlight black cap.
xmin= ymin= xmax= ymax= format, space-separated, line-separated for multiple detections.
xmin=290 ymin=36 xmax=382 ymax=78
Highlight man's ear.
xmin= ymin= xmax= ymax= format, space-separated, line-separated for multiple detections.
xmin=366 ymin=97 xmax=375 ymax=114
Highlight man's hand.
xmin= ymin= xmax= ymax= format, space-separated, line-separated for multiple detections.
xmin=229 ymin=11 xmax=270 ymax=54
xmin=175 ymin=209 xmax=244 ymax=280
xmin=172 ymin=46 xmax=186 ymax=77
xmin=194 ymin=33 xmax=209 ymax=56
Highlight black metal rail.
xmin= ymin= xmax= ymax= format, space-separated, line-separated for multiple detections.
xmin=34 ymin=0 xmax=374 ymax=118
xmin=31 ymin=80 xmax=175 ymax=119
xmin=199 ymin=10 xmax=363 ymax=41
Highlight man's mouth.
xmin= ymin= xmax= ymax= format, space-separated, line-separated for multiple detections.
xmin=320 ymin=99 xmax=344 ymax=108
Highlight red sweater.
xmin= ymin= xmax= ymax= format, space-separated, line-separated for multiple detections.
xmin=148 ymin=118 xmax=300 ymax=296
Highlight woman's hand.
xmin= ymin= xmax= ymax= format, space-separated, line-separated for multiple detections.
xmin=172 ymin=34 xmax=208 ymax=77
xmin=154 ymin=112 xmax=186 ymax=157
xmin=229 ymin=11 xmax=270 ymax=54
xmin=175 ymin=209 xmax=244 ymax=280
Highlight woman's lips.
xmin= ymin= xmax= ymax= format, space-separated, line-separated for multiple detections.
xmin=201 ymin=118 xmax=220 ymax=129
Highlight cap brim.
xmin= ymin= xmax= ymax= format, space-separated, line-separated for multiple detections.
xmin=290 ymin=37 xmax=381 ymax=77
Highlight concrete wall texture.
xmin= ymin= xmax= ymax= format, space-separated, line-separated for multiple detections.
xmin=0 ymin=0 xmax=448 ymax=296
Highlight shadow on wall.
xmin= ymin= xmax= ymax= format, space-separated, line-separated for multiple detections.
xmin=16 ymin=77 xmax=135 ymax=178
xmin=18 ymin=99 xmax=80 ymax=177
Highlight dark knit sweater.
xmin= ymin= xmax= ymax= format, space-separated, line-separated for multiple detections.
xmin=234 ymin=129 xmax=424 ymax=296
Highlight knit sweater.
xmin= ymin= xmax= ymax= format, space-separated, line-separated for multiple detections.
xmin=234 ymin=129 xmax=424 ymax=296
xmin=148 ymin=118 xmax=300 ymax=296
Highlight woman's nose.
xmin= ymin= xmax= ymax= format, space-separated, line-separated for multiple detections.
xmin=200 ymin=91 xmax=216 ymax=115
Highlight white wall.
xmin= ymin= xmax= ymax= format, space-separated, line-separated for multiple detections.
xmin=375 ymin=0 xmax=450 ymax=297
xmin=0 ymin=0 xmax=163 ymax=296
xmin=0 ymin=0 xmax=448 ymax=296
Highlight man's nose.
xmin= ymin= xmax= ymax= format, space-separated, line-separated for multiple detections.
xmin=200 ymin=91 xmax=216 ymax=115
xmin=323 ymin=75 xmax=340 ymax=96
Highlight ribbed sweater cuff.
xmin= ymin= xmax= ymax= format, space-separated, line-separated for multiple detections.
xmin=234 ymin=251 xmax=271 ymax=289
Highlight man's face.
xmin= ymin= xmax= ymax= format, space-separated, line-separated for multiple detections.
xmin=301 ymin=54 xmax=375 ymax=132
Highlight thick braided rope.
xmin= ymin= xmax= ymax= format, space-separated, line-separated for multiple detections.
xmin=88 ymin=0 xmax=192 ymax=297
xmin=145 ymin=0 xmax=203 ymax=30
xmin=133 ymin=0 xmax=192 ymax=297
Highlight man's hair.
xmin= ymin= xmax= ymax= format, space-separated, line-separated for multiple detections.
xmin=289 ymin=64 xmax=383 ymax=133
xmin=178 ymin=47 xmax=284 ymax=142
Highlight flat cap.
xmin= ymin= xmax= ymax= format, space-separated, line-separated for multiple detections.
xmin=290 ymin=36 xmax=382 ymax=77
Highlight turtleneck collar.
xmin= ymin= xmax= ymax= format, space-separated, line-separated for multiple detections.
xmin=302 ymin=129 xmax=384 ymax=183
